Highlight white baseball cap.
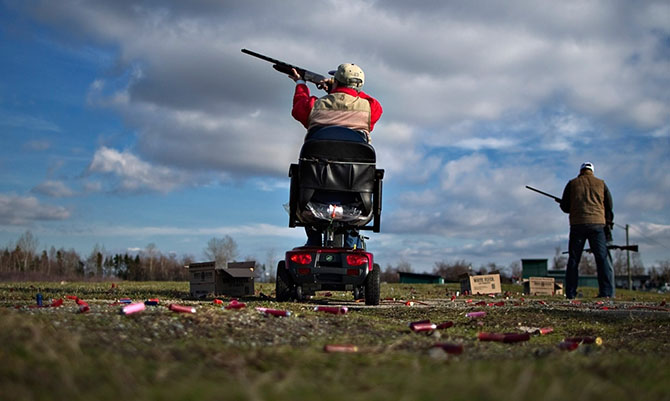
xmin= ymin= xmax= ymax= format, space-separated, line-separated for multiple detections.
xmin=328 ymin=63 xmax=364 ymax=89
xmin=580 ymin=162 xmax=594 ymax=172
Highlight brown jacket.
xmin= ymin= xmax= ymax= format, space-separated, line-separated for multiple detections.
xmin=560 ymin=170 xmax=613 ymax=225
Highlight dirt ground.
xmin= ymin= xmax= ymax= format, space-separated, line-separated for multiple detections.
xmin=1 ymin=281 xmax=669 ymax=401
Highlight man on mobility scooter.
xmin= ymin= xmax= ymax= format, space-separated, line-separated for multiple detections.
xmin=275 ymin=63 xmax=384 ymax=305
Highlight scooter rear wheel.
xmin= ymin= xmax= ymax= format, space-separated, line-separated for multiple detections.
xmin=275 ymin=261 xmax=293 ymax=302
xmin=364 ymin=263 xmax=380 ymax=305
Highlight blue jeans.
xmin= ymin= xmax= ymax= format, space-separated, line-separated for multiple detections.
xmin=565 ymin=224 xmax=615 ymax=298
xmin=305 ymin=227 xmax=361 ymax=248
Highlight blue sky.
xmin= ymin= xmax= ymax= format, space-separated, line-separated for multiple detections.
xmin=1 ymin=0 xmax=669 ymax=272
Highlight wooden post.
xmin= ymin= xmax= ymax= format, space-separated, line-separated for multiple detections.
xmin=626 ymin=224 xmax=632 ymax=291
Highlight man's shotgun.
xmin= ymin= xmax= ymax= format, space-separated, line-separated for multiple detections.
xmin=562 ymin=244 xmax=638 ymax=255
xmin=241 ymin=48 xmax=329 ymax=90
xmin=525 ymin=185 xmax=561 ymax=203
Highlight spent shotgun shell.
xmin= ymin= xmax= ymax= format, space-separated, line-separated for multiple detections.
xmin=466 ymin=311 xmax=486 ymax=318
xmin=436 ymin=321 xmax=454 ymax=329
xmin=478 ymin=332 xmax=531 ymax=343
xmin=314 ymin=306 xmax=348 ymax=314
xmin=432 ymin=343 xmax=464 ymax=355
xmin=477 ymin=332 xmax=506 ymax=342
xmin=558 ymin=341 xmax=579 ymax=351
xmin=225 ymin=300 xmax=246 ymax=310
xmin=410 ymin=322 xmax=437 ymax=333
xmin=501 ymin=333 xmax=531 ymax=343
xmin=168 ymin=304 xmax=196 ymax=314
xmin=564 ymin=336 xmax=602 ymax=346
xmin=408 ymin=319 xmax=430 ymax=329
xmin=121 ymin=302 xmax=146 ymax=315
xmin=539 ymin=327 xmax=554 ymax=335
xmin=256 ymin=307 xmax=291 ymax=317
xmin=324 ymin=344 xmax=358 ymax=353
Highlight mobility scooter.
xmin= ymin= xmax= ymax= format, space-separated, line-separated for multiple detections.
xmin=276 ymin=126 xmax=384 ymax=305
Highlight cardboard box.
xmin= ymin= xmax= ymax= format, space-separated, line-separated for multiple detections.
xmin=554 ymin=282 xmax=564 ymax=296
xmin=460 ymin=273 xmax=501 ymax=295
xmin=523 ymin=277 xmax=555 ymax=296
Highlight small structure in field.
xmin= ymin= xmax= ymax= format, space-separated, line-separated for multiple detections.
xmin=398 ymin=271 xmax=445 ymax=284
xmin=187 ymin=261 xmax=255 ymax=298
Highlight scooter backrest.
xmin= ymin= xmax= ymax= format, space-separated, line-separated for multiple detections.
xmin=300 ymin=126 xmax=376 ymax=163
xmin=300 ymin=139 xmax=375 ymax=164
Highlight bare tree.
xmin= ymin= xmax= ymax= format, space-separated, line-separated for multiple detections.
xmin=553 ymin=246 xmax=567 ymax=270
xmin=631 ymin=253 xmax=645 ymax=274
xmin=381 ymin=261 xmax=413 ymax=283
xmin=204 ymin=236 xmax=239 ymax=266
xmin=86 ymin=244 xmax=106 ymax=278
xmin=17 ymin=230 xmax=38 ymax=271
xmin=649 ymin=260 xmax=670 ymax=285
xmin=61 ymin=248 xmax=83 ymax=277
xmin=433 ymin=259 xmax=470 ymax=282
xmin=48 ymin=246 xmax=57 ymax=276
xmin=265 ymin=248 xmax=277 ymax=283
xmin=509 ymin=261 xmax=522 ymax=282
xmin=578 ymin=253 xmax=597 ymax=274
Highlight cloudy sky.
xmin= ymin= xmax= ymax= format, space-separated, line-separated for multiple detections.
xmin=1 ymin=0 xmax=668 ymax=272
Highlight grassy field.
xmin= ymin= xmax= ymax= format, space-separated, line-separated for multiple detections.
xmin=1 ymin=281 xmax=669 ymax=401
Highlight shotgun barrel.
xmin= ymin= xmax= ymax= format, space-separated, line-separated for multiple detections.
xmin=525 ymin=185 xmax=561 ymax=202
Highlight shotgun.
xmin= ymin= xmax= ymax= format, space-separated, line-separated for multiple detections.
xmin=525 ymin=185 xmax=561 ymax=203
xmin=241 ymin=48 xmax=330 ymax=90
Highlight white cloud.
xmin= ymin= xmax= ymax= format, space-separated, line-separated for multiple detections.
xmin=88 ymin=146 xmax=193 ymax=193
xmin=0 ymin=111 xmax=61 ymax=132
xmin=83 ymin=180 xmax=103 ymax=193
xmin=0 ymin=194 xmax=71 ymax=225
xmin=31 ymin=180 xmax=76 ymax=198
xmin=25 ymin=0 xmax=669 ymax=178
xmin=453 ymin=137 xmax=517 ymax=151
xmin=650 ymin=125 xmax=670 ymax=138
xmin=88 ymin=223 xmax=304 ymax=240
xmin=441 ymin=154 xmax=489 ymax=191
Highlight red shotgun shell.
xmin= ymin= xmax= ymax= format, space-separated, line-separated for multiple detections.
xmin=168 ymin=304 xmax=196 ymax=314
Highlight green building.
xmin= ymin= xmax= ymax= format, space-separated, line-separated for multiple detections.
xmin=398 ymin=272 xmax=445 ymax=284
xmin=521 ymin=259 xmax=548 ymax=279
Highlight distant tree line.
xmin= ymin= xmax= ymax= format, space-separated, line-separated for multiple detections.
xmin=382 ymin=259 xmax=522 ymax=284
xmin=0 ymin=231 xmax=192 ymax=281
xmin=0 ymin=231 xmax=281 ymax=283
xmin=2 ymin=230 xmax=669 ymax=286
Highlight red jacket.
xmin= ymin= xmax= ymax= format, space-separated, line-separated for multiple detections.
xmin=291 ymin=83 xmax=383 ymax=134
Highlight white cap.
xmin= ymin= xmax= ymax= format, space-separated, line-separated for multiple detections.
xmin=328 ymin=63 xmax=365 ymax=89
xmin=580 ymin=162 xmax=594 ymax=172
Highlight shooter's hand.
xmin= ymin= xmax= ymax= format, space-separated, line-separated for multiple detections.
xmin=317 ymin=78 xmax=334 ymax=93
xmin=289 ymin=68 xmax=302 ymax=82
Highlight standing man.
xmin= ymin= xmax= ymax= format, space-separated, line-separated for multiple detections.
xmin=560 ymin=162 xmax=615 ymax=299
xmin=288 ymin=63 xmax=383 ymax=247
